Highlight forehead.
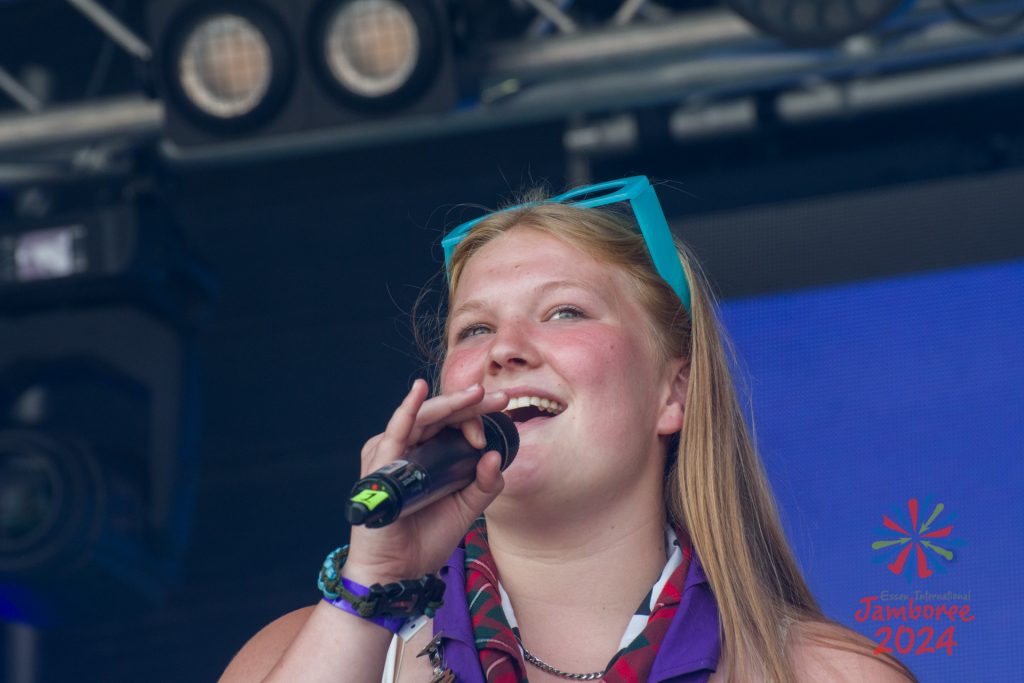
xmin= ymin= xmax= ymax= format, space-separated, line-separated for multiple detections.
xmin=452 ymin=228 xmax=626 ymax=301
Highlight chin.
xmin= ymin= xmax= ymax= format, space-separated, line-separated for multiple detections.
xmin=493 ymin=445 xmax=550 ymax=499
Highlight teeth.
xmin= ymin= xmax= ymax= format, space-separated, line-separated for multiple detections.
xmin=503 ymin=395 xmax=565 ymax=415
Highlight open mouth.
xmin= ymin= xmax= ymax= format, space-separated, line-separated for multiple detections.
xmin=502 ymin=396 xmax=565 ymax=425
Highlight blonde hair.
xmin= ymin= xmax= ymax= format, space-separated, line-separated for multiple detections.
xmin=431 ymin=194 xmax=914 ymax=682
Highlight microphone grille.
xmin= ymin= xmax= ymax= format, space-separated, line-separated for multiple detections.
xmin=480 ymin=412 xmax=519 ymax=470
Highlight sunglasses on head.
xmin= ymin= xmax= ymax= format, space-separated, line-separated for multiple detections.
xmin=441 ymin=176 xmax=691 ymax=314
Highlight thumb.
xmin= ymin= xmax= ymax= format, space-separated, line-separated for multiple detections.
xmin=452 ymin=450 xmax=505 ymax=522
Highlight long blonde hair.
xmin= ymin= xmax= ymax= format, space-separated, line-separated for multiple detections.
xmin=429 ymin=194 xmax=913 ymax=682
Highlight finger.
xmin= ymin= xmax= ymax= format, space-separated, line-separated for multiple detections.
xmin=456 ymin=390 xmax=509 ymax=449
xmin=460 ymin=418 xmax=486 ymax=450
xmin=407 ymin=384 xmax=490 ymax=443
xmin=451 ymin=450 xmax=505 ymax=522
xmin=475 ymin=450 xmax=506 ymax=493
xmin=448 ymin=390 xmax=509 ymax=423
xmin=416 ymin=390 xmax=509 ymax=448
xmin=424 ymin=389 xmax=509 ymax=430
xmin=410 ymin=383 xmax=485 ymax=431
xmin=373 ymin=379 xmax=430 ymax=466
xmin=411 ymin=415 xmax=485 ymax=451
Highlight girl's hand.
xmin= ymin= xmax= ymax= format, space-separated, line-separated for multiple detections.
xmin=342 ymin=379 xmax=509 ymax=586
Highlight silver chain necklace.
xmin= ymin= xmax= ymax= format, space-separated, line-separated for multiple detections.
xmin=515 ymin=633 xmax=606 ymax=681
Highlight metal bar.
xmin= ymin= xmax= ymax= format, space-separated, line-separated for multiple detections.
xmin=0 ymin=163 xmax=71 ymax=186
xmin=778 ymin=54 xmax=1024 ymax=120
xmin=521 ymin=0 xmax=578 ymax=34
xmin=637 ymin=2 xmax=673 ymax=21
xmin=0 ymin=67 xmax=43 ymax=112
xmin=4 ymin=622 xmax=37 ymax=683
xmin=564 ymin=113 xmax=638 ymax=154
xmin=0 ymin=96 xmax=161 ymax=156
xmin=613 ymin=0 xmax=649 ymax=25
xmin=4 ymin=3 xmax=1023 ymax=164
xmin=528 ymin=0 xmax=575 ymax=37
xmin=670 ymin=99 xmax=757 ymax=140
xmin=486 ymin=9 xmax=754 ymax=78
xmin=66 ymin=0 xmax=152 ymax=61
xmin=157 ymin=49 xmax=1024 ymax=167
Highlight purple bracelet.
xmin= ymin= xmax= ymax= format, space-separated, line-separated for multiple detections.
xmin=323 ymin=576 xmax=407 ymax=634
xmin=325 ymin=577 xmax=409 ymax=634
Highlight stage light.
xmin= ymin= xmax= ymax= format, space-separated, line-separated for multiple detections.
xmin=0 ymin=190 xmax=212 ymax=625
xmin=0 ymin=369 xmax=139 ymax=580
xmin=3 ymin=224 xmax=85 ymax=283
xmin=323 ymin=0 xmax=420 ymax=98
xmin=311 ymin=0 xmax=445 ymax=110
xmin=0 ymin=355 xmax=177 ymax=624
xmin=178 ymin=14 xmax=274 ymax=119
xmin=147 ymin=0 xmax=457 ymax=149
xmin=0 ymin=197 xmax=216 ymax=317
xmin=0 ymin=433 xmax=63 ymax=555
xmin=157 ymin=2 xmax=294 ymax=132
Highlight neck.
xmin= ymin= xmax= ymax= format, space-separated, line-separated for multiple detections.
xmin=471 ymin=441 xmax=672 ymax=676
xmin=481 ymin=490 xmax=669 ymax=675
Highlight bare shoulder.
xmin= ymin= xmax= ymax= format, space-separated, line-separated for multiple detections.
xmin=788 ymin=620 xmax=917 ymax=683
xmin=219 ymin=605 xmax=317 ymax=683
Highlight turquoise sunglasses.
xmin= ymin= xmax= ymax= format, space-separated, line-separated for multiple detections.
xmin=441 ymin=176 xmax=691 ymax=314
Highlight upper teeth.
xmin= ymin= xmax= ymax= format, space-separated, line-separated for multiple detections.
xmin=503 ymin=396 xmax=565 ymax=415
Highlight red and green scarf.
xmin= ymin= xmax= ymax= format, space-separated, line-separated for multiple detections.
xmin=464 ymin=518 xmax=693 ymax=683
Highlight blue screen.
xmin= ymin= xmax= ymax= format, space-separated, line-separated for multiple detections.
xmin=721 ymin=259 xmax=1024 ymax=682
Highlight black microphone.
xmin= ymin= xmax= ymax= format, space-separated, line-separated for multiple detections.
xmin=346 ymin=412 xmax=519 ymax=528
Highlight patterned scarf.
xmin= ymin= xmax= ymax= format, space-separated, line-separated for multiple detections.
xmin=464 ymin=518 xmax=693 ymax=683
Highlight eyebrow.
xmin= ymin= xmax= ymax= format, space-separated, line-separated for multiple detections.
xmin=451 ymin=279 xmax=599 ymax=319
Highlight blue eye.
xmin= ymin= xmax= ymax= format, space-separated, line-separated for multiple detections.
xmin=457 ymin=324 xmax=491 ymax=340
xmin=550 ymin=306 xmax=584 ymax=321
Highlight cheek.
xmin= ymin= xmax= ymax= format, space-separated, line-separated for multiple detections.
xmin=580 ymin=339 xmax=664 ymax=436
xmin=560 ymin=330 xmax=652 ymax=395
xmin=439 ymin=347 xmax=484 ymax=393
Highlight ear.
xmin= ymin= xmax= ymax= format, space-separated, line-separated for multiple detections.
xmin=656 ymin=357 xmax=690 ymax=436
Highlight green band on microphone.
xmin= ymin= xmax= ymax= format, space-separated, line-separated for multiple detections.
xmin=351 ymin=488 xmax=390 ymax=511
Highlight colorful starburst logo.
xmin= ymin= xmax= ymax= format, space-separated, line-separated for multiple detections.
xmin=871 ymin=498 xmax=961 ymax=579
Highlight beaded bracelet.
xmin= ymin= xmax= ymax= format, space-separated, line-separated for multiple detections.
xmin=318 ymin=546 xmax=446 ymax=634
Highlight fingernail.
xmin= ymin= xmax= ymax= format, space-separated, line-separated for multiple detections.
xmin=463 ymin=383 xmax=481 ymax=393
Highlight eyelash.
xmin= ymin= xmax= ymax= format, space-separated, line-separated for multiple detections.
xmin=456 ymin=324 xmax=491 ymax=340
xmin=455 ymin=306 xmax=587 ymax=341
xmin=549 ymin=305 xmax=585 ymax=321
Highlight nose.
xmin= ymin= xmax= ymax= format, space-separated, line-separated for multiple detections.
xmin=486 ymin=321 xmax=539 ymax=375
